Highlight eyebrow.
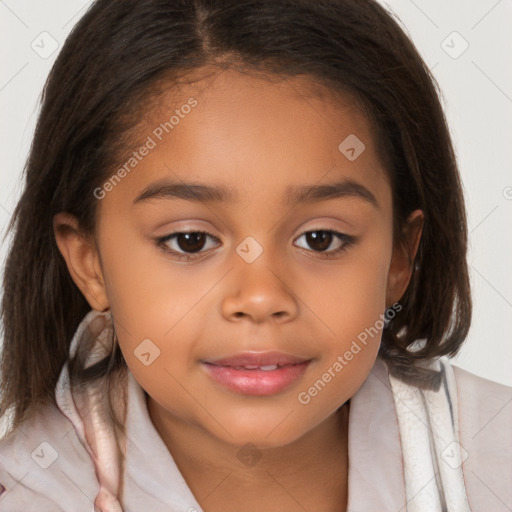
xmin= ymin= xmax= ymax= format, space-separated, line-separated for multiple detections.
xmin=133 ymin=177 xmax=379 ymax=209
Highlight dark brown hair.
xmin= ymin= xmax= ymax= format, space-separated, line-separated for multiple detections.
xmin=0 ymin=0 xmax=471 ymax=437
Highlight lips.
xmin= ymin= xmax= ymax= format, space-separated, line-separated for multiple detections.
xmin=204 ymin=351 xmax=310 ymax=369
xmin=202 ymin=351 xmax=313 ymax=396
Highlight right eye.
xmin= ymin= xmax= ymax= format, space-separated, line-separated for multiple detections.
xmin=155 ymin=230 xmax=222 ymax=260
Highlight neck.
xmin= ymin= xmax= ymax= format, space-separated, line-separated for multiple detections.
xmin=148 ymin=399 xmax=350 ymax=512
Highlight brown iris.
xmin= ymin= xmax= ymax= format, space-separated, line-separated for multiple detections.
xmin=305 ymin=231 xmax=333 ymax=252
xmin=176 ymin=232 xmax=207 ymax=253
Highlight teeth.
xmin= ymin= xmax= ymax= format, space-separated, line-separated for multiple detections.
xmin=233 ymin=364 xmax=280 ymax=371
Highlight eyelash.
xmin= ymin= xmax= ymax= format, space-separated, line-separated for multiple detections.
xmin=155 ymin=229 xmax=357 ymax=262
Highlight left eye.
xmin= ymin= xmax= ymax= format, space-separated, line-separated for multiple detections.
xmin=294 ymin=230 xmax=354 ymax=254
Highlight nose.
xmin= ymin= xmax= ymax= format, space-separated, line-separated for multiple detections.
xmin=221 ymin=256 xmax=299 ymax=325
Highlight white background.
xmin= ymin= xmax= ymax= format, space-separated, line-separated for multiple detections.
xmin=0 ymin=0 xmax=511 ymax=385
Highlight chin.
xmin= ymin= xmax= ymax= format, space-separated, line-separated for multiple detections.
xmin=211 ymin=417 xmax=311 ymax=451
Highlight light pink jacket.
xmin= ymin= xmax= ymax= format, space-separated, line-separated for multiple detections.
xmin=0 ymin=309 xmax=511 ymax=511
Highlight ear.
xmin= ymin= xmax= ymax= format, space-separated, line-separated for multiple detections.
xmin=53 ymin=212 xmax=109 ymax=312
xmin=385 ymin=209 xmax=424 ymax=307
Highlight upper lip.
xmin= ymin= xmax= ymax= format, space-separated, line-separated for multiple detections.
xmin=204 ymin=351 xmax=311 ymax=367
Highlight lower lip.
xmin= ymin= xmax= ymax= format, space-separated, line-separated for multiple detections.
xmin=202 ymin=361 xmax=312 ymax=396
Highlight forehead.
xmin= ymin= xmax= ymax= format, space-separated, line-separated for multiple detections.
xmin=103 ymin=66 xmax=390 ymax=211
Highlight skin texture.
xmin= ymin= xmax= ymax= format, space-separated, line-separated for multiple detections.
xmin=54 ymin=66 xmax=423 ymax=512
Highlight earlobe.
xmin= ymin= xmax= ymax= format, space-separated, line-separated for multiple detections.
xmin=385 ymin=209 xmax=424 ymax=307
xmin=53 ymin=212 xmax=109 ymax=312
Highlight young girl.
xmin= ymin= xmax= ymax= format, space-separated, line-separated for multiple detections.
xmin=0 ymin=0 xmax=510 ymax=511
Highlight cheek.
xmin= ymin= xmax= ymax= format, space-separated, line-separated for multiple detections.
xmin=99 ymin=221 xmax=209 ymax=332
xmin=97 ymin=226 xmax=219 ymax=401
xmin=296 ymin=236 xmax=391 ymax=403
xmin=302 ymin=232 xmax=392 ymax=337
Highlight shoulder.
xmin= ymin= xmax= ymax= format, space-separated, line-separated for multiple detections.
xmin=0 ymin=401 xmax=99 ymax=511
xmin=451 ymin=363 xmax=512 ymax=511
xmin=451 ymin=362 xmax=512 ymax=431
xmin=452 ymin=362 xmax=512 ymax=399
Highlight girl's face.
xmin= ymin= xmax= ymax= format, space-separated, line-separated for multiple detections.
xmin=56 ymin=67 xmax=421 ymax=449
